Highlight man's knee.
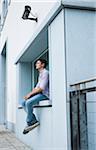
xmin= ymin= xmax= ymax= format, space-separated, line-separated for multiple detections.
xmin=26 ymin=100 xmax=33 ymax=108
xmin=21 ymin=100 xmax=26 ymax=107
xmin=26 ymin=97 xmax=36 ymax=108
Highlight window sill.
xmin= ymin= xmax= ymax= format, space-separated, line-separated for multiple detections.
xmin=33 ymin=100 xmax=52 ymax=108
xmin=18 ymin=100 xmax=52 ymax=109
xmin=17 ymin=104 xmax=23 ymax=109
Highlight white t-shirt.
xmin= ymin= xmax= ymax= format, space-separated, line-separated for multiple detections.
xmin=35 ymin=68 xmax=49 ymax=98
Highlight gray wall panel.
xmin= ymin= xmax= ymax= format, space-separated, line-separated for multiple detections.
xmin=65 ymin=9 xmax=96 ymax=85
xmin=65 ymin=8 xmax=96 ymax=150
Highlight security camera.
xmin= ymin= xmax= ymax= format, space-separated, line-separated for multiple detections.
xmin=22 ymin=5 xmax=38 ymax=22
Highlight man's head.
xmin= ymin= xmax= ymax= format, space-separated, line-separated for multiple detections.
xmin=35 ymin=59 xmax=47 ymax=70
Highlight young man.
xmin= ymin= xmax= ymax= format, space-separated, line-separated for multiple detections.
xmin=21 ymin=59 xmax=49 ymax=134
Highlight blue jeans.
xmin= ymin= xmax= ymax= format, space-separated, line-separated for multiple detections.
xmin=21 ymin=93 xmax=48 ymax=124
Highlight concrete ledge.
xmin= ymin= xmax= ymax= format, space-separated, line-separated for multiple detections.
xmin=18 ymin=100 xmax=52 ymax=109
xmin=62 ymin=0 xmax=96 ymax=10
xmin=16 ymin=103 xmax=52 ymax=149
xmin=33 ymin=100 xmax=52 ymax=108
xmin=17 ymin=104 xmax=23 ymax=109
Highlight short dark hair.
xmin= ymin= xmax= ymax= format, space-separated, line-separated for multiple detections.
xmin=37 ymin=59 xmax=47 ymax=68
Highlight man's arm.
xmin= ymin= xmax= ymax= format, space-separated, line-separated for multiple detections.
xmin=24 ymin=70 xmax=49 ymax=100
xmin=24 ymin=87 xmax=43 ymax=100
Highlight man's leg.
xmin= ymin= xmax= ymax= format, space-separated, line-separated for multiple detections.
xmin=25 ymin=93 xmax=47 ymax=124
xmin=21 ymin=99 xmax=28 ymax=112
xmin=20 ymin=98 xmax=37 ymax=123
xmin=22 ymin=93 xmax=47 ymax=134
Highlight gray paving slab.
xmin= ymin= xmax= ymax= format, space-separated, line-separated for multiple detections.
xmin=0 ymin=125 xmax=32 ymax=150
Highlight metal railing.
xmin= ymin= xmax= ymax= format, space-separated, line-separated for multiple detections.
xmin=70 ymin=77 xmax=96 ymax=86
xmin=70 ymin=77 xmax=96 ymax=150
xmin=70 ymin=77 xmax=96 ymax=93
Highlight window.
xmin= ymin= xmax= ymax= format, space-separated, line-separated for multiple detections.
xmin=1 ymin=0 xmax=9 ymax=28
xmin=8 ymin=0 xmax=11 ymax=5
xmin=2 ymin=0 xmax=8 ymax=18
xmin=32 ymin=50 xmax=52 ymax=107
xmin=32 ymin=50 xmax=49 ymax=88
xmin=0 ymin=15 xmax=1 ymax=32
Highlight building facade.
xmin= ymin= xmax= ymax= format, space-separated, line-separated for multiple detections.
xmin=0 ymin=0 xmax=96 ymax=150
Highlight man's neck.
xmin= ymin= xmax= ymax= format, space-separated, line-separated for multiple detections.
xmin=38 ymin=68 xmax=45 ymax=73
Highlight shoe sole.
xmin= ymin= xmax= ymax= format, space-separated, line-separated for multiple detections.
xmin=23 ymin=130 xmax=29 ymax=134
xmin=24 ymin=122 xmax=40 ymax=132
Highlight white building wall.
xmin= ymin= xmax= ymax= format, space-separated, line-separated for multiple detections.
xmin=0 ymin=0 xmax=96 ymax=149
xmin=0 ymin=0 xmax=59 ymax=129
xmin=16 ymin=10 xmax=68 ymax=150
xmin=49 ymin=10 xmax=68 ymax=149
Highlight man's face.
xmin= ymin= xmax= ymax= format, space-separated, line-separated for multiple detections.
xmin=35 ymin=60 xmax=44 ymax=70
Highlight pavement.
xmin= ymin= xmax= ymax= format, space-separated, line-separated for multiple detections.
xmin=0 ymin=125 xmax=32 ymax=150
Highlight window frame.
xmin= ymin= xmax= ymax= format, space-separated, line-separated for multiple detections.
xmin=31 ymin=49 xmax=52 ymax=107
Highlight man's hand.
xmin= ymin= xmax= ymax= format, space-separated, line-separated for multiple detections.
xmin=24 ymin=93 xmax=31 ymax=100
xmin=24 ymin=88 xmax=43 ymax=100
xmin=23 ymin=96 xmax=28 ymax=100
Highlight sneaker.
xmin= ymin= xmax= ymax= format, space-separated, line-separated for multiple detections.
xmin=17 ymin=104 xmax=23 ymax=109
xmin=23 ymin=129 xmax=29 ymax=134
xmin=23 ymin=121 xmax=40 ymax=134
